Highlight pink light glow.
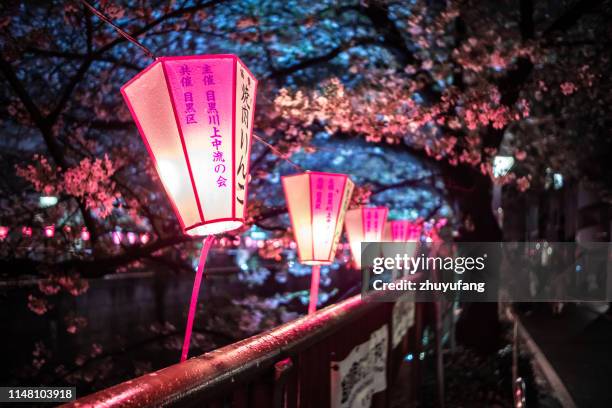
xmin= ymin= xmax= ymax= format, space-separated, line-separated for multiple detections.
xmin=282 ymin=172 xmax=354 ymax=266
xmin=0 ymin=226 xmax=8 ymax=241
xmin=385 ymin=220 xmax=422 ymax=242
xmin=127 ymin=232 xmax=137 ymax=245
xmin=344 ymin=207 xmax=388 ymax=268
xmin=112 ymin=231 xmax=123 ymax=245
xmin=44 ymin=225 xmax=55 ymax=238
xmin=22 ymin=226 xmax=32 ymax=238
xmin=81 ymin=227 xmax=90 ymax=241
xmin=121 ymin=55 xmax=258 ymax=236
xmin=139 ymin=233 xmax=150 ymax=244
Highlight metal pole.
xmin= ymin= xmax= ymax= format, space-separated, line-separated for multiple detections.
xmin=181 ymin=235 xmax=215 ymax=362
xmin=308 ymin=265 xmax=321 ymax=314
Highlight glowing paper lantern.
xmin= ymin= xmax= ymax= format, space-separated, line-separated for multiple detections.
xmin=112 ymin=231 xmax=123 ymax=245
xmin=121 ymin=55 xmax=258 ymax=236
xmin=345 ymin=207 xmax=388 ymax=268
xmin=44 ymin=225 xmax=55 ymax=238
xmin=81 ymin=227 xmax=90 ymax=241
xmin=139 ymin=233 xmax=150 ymax=245
xmin=0 ymin=226 xmax=8 ymax=241
xmin=282 ymin=172 xmax=354 ymax=314
xmin=282 ymin=172 xmax=355 ymax=265
xmin=122 ymin=54 xmax=258 ymax=363
xmin=127 ymin=232 xmax=137 ymax=245
xmin=385 ymin=220 xmax=421 ymax=242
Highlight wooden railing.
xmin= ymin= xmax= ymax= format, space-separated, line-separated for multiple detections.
xmin=64 ymin=295 xmax=426 ymax=407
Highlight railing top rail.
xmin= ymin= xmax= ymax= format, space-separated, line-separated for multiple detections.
xmin=64 ymin=294 xmax=378 ymax=407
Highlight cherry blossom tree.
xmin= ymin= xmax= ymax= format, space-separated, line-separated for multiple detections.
xmin=0 ymin=0 xmax=610 ymax=383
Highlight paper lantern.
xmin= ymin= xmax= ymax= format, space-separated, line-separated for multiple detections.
xmin=282 ymin=172 xmax=354 ymax=314
xmin=22 ymin=226 xmax=32 ymax=238
xmin=112 ymin=231 xmax=123 ymax=245
xmin=344 ymin=207 xmax=388 ymax=268
xmin=121 ymin=54 xmax=258 ymax=236
xmin=44 ymin=225 xmax=55 ymax=238
xmin=139 ymin=233 xmax=150 ymax=245
xmin=0 ymin=226 xmax=8 ymax=241
xmin=384 ymin=220 xmax=421 ymax=242
xmin=282 ymin=172 xmax=355 ymax=265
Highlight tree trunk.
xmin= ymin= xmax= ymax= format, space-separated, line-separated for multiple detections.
xmin=445 ymin=164 xmax=503 ymax=354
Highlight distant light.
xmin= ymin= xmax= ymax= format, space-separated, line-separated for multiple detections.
xmin=576 ymin=264 xmax=582 ymax=272
xmin=44 ymin=225 xmax=55 ymax=238
xmin=0 ymin=226 xmax=8 ymax=240
xmin=553 ymin=173 xmax=564 ymax=190
xmin=251 ymin=231 xmax=266 ymax=240
xmin=127 ymin=232 xmax=137 ymax=245
xmin=39 ymin=196 xmax=58 ymax=208
xmin=419 ymin=352 xmax=425 ymax=360
xmin=140 ymin=233 xmax=150 ymax=244
xmin=22 ymin=226 xmax=32 ymax=237
xmin=81 ymin=227 xmax=90 ymax=241
xmin=112 ymin=231 xmax=122 ymax=245
xmin=405 ymin=353 xmax=414 ymax=362
xmin=493 ymin=156 xmax=515 ymax=177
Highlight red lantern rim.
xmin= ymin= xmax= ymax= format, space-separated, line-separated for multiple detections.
xmin=301 ymin=259 xmax=334 ymax=266
xmin=184 ymin=218 xmax=246 ymax=236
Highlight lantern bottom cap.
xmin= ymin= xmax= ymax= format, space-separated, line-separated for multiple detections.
xmin=185 ymin=219 xmax=244 ymax=236
xmin=301 ymin=260 xmax=333 ymax=266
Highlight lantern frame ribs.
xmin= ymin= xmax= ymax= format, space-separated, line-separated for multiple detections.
xmin=121 ymin=54 xmax=258 ymax=236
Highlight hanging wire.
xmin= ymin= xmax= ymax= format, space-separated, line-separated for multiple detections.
xmin=253 ymin=133 xmax=306 ymax=172
xmin=81 ymin=0 xmax=307 ymax=173
xmin=79 ymin=0 xmax=156 ymax=60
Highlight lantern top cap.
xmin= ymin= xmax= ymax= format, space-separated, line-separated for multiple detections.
xmin=121 ymin=54 xmax=257 ymax=93
xmin=281 ymin=171 xmax=351 ymax=179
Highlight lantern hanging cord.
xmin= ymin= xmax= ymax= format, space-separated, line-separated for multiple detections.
xmin=253 ymin=133 xmax=306 ymax=172
xmin=79 ymin=0 xmax=156 ymax=60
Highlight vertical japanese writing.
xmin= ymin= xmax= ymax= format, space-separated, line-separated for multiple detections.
xmin=179 ymin=64 xmax=197 ymax=125
xmin=236 ymin=66 xmax=252 ymax=205
xmin=203 ymin=64 xmax=227 ymax=188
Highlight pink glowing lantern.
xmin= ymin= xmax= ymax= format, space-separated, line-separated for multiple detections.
xmin=122 ymin=54 xmax=258 ymax=363
xmin=22 ymin=226 xmax=32 ymax=238
xmin=112 ymin=231 xmax=123 ymax=245
xmin=44 ymin=225 xmax=55 ymax=238
xmin=282 ymin=172 xmax=354 ymax=314
xmin=0 ymin=226 xmax=8 ymax=241
xmin=121 ymin=55 xmax=257 ymax=236
xmin=344 ymin=207 xmax=388 ymax=268
xmin=81 ymin=227 xmax=90 ymax=241
xmin=385 ymin=220 xmax=421 ymax=242
xmin=127 ymin=232 xmax=137 ymax=245
xmin=139 ymin=233 xmax=150 ymax=245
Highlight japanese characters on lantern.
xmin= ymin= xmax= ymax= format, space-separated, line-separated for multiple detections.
xmin=121 ymin=55 xmax=257 ymax=236
xmin=282 ymin=172 xmax=354 ymax=265
xmin=384 ymin=220 xmax=421 ymax=242
xmin=344 ymin=206 xmax=389 ymax=268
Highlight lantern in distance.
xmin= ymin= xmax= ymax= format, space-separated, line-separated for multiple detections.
xmin=22 ymin=226 xmax=32 ymax=238
xmin=44 ymin=225 xmax=55 ymax=238
xmin=385 ymin=220 xmax=421 ymax=242
xmin=0 ymin=226 xmax=8 ymax=241
xmin=282 ymin=172 xmax=354 ymax=265
xmin=345 ymin=206 xmax=388 ymax=268
xmin=121 ymin=54 xmax=258 ymax=236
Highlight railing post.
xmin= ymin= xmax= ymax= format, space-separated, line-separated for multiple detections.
xmin=273 ymin=357 xmax=294 ymax=408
